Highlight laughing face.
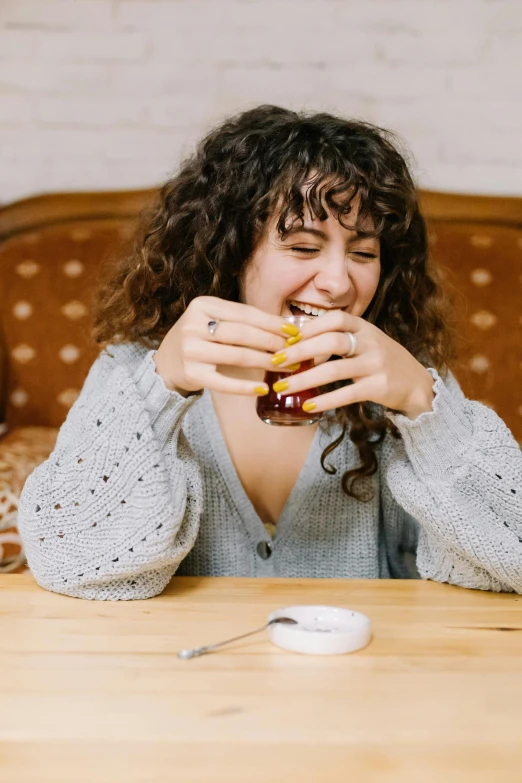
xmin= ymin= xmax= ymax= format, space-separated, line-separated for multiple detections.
xmin=240 ymin=192 xmax=381 ymax=321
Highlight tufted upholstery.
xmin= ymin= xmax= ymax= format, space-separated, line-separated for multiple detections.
xmin=420 ymin=191 xmax=522 ymax=443
xmin=0 ymin=190 xmax=155 ymax=428
xmin=0 ymin=188 xmax=521 ymax=571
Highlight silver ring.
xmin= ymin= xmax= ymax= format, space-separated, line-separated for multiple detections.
xmin=344 ymin=331 xmax=357 ymax=358
xmin=207 ymin=319 xmax=220 ymax=337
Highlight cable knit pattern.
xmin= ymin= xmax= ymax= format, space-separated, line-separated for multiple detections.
xmin=18 ymin=343 xmax=522 ymax=600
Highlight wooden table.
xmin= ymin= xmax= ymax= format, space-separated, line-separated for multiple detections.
xmin=1 ymin=575 xmax=522 ymax=783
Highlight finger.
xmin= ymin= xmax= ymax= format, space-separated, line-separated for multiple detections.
xmin=273 ymin=331 xmax=361 ymax=368
xmin=195 ymin=368 xmax=269 ymax=396
xmin=274 ymin=356 xmax=368 ymax=393
xmin=298 ymin=309 xmax=365 ymax=340
xmin=299 ymin=377 xmax=375 ymax=413
xmin=184 ymin=339 xmax=277 ymax=371
xmin=194 ymin=297 xmax=288 ymax=337
xmin=314 ymin=353 xmax=332 ymax=366
xmin=200 ymin=320 xmax=287 ymax=355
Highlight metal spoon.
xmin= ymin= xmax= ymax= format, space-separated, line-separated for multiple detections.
xmin=177 ymin=616 xmax=298 ymax=660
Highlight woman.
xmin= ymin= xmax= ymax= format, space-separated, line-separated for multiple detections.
xmin=18 ymin=105 xmax=522 ymax=600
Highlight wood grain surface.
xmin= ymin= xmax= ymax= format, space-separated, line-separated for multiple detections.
xmin=1 ymin=575 xmax=522 ymax=783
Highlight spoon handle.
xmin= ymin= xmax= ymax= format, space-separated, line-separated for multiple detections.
xmin=178 ymin=622 xmax=270 ymax=659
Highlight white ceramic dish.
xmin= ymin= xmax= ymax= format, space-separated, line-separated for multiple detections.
xmin=267 ymin=604 xmax=372 ymax=655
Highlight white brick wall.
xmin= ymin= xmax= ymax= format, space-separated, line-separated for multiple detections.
xmin=1 ymin=0 xmax=521 ymax=203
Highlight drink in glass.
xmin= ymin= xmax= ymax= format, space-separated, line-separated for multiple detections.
xmin=256 ymin=315 xmax=321 ymax=426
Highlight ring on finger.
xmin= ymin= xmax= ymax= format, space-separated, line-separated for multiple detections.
xmin=207 ymin=319 xmax=220 ymax=337
xmin=344 ymin=331 xmax=357 ymax=358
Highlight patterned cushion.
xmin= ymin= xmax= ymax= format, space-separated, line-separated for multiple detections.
xmin=0 ymin=427 xmax=58 ymax=572
xmin=0 ymin=219 xmax=130 ymax=429
xmin=429 ymin=222 xmax=522 ymax=445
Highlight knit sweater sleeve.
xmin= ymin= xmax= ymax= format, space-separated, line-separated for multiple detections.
xmin=18 ymin=344 xmax=203 ymax=601
xmin=381 ymin=368 xmax=522 ymax=593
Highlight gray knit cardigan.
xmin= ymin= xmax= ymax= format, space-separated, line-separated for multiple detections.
xmin=18 ymin=343 xmax=522 ymax=600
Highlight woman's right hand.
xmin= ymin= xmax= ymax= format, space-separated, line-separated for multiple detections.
xmin=153 ymin=296 xmax=289 ymax=396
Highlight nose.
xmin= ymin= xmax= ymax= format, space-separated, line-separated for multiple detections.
xmin=313 ymin=250 xmax=352 ymax=303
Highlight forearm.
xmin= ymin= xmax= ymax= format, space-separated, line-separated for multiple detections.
xmin=384 ymin=369 xmax=522 ymax=592
xmin=18 ymin=347 xmax=203 ymax=600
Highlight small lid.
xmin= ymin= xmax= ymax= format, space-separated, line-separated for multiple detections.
xmin=267 ymin=605 xmax=372 ymax=655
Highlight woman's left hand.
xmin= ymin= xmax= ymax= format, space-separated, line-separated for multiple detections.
xmin=274 ymin=311 xmax=436 ymax=420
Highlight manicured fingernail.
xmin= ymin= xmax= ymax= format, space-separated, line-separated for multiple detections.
xmin=273 ymin=380 xmax=289 ymax=393
xmin=302 ymin=401 xmax=317 ymax=412
xmin=285 ymin=334 xmax=302 ymax=346
xmin=284 ymin=363 xmax=301 ymax=372
xmin=271 ymin=352 xmax=287 ymax=366
xmin=281 ymin=323 xmax=300 ymax=337
xmin=254 ymin=386 xmax=269 ymax=396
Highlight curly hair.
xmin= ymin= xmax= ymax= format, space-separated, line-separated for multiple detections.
xmin=93 ymin=105 xmax=457 ymax=501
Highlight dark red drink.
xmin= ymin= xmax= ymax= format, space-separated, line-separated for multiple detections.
xmin=256 ymin=359 xmax=320 ymax=426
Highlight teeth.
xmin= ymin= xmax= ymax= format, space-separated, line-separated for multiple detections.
xmin=289 ymin=300 xmax=330 ymax=317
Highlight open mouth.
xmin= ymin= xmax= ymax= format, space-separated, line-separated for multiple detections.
xmin=287 ymin=299 xmax=336 ymax=317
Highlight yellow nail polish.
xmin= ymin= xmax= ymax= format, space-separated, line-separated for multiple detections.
xmin=273 ymin=380 xmax=289 ymax=393
xmin=302 ymin=401 xmax=317 ymax=412
xmin=284 ymin=363 xmax=301 ymax=372
xmin=271 ymin=352 xmax=287 ymax=366
xmin=281 ymin=323 xmax=300 ymax=337
xmin=254 ymin=386 xmax=269 ymax=396
xmin=285 ymin=333 xmax=302 ymax=346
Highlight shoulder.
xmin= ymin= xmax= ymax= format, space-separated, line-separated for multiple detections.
xmin=99 ymin=341 xmax=152 ymax=370
xmin=81 ymin=341 xmax=153 ymax=394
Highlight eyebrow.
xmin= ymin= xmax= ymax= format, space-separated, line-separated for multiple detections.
xmin=284 ymin=226 xmax=328 ymax=240
xmin=284 ymin=226 xmax=378 ymax=241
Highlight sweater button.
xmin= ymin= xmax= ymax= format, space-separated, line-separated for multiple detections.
xmin=256 ymin=540 xmax=273 ymax=560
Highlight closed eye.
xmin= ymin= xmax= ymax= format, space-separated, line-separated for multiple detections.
xmin=291 ymin=247 xmax=378 ymax=259
xmin=292 ymin=246 xmax=319 ymax=254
